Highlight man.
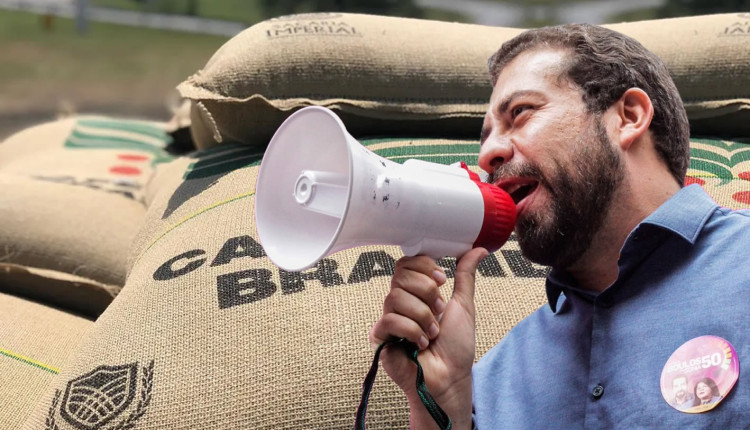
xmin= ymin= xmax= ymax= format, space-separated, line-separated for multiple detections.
xmin=671 ymin=375 xmax=694 ymax=410
xmin=369 ymin=23 xmax=750 ymax=428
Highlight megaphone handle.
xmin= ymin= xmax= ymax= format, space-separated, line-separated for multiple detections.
xmin=355 ymin=338 xmax=452 ymax=430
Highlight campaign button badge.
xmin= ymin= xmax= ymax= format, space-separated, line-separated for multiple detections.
xmin=660 ymin=335 xmax=739 ymax=413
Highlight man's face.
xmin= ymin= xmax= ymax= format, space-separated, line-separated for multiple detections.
xmin=673 ymin=376 xmax=688 ymax=401
xmin=479 ymin=49 xmax=623 ymax=268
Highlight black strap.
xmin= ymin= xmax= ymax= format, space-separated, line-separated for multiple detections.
xmin=355 ymin=338 xmax=452 ymax=430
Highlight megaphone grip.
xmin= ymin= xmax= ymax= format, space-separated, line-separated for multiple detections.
xmin=473 ymin=183 xmax=517 ymax=253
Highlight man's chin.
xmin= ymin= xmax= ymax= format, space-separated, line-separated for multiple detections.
xmin=517 ymin=239 xmax=561 ymax=268
xmin=517 ymin=224 xmax=571 ymax=268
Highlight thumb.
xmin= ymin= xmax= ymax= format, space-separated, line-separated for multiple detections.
xmin=452 ymin=247 xmax=489 ymax=306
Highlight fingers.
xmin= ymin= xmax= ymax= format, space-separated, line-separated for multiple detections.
xmin=370 ymin=250 xmax=488 ymax=352
xmin=369 ymin=256 xmax=446 ymax=350
xmin=391 ymin=256 xmax=447 ymax=315
xmin=385 ymin=288 xmax=440 ymax=341
xmin=452 ymin=247 xmax=488 ymax=306
xmin=370 ymin=312 xmax=432 ymax=351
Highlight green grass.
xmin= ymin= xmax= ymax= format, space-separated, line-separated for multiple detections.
xmin=0 ymin=9 xmax=228 ymax=138
xmin=91 ymin=0 xmax=266 ymax=24
xmin=90 ymin=0 xmax=470 ymax=24
xmin=0 ymin=11 xmax=226 ymax=81
xmin=608 ymin=7 xmax=661 ymax=23
xmin=421 ymin=7 xmax=472 ymax=23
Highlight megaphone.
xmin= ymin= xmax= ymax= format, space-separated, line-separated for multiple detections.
xmin=255 ymin=106 xmax=516 ymax=272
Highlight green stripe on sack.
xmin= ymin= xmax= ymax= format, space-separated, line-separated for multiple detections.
xmin=0 ymin=347 xmax=59 ymax=374
xmin=691 ymin=138 xmax=750 ymax=152
xmin=184 ymin=146 xmax=264 ymax=180
xmin=385 ymin=154 xmax=479 ymax=165
xmin=64 ymin=118 xmax=175 ymax=166
xmin=690 ymin=147 xmax=750 ymax=167
xmin=359 ymin=137 xmax=479 ymax=146
xmin=689 ymin=159 xmax=734 ymax=185
xmin=359 ymin=137 xmax=428 ymax=146
xmin=77 ymin=118 xmax=172 ymax=141
xmin=374 ymin=144 xmax=478 ymax=158
xmin=361 ymin=140 xmax=480 ymax=165
xmin=67 ymin=132 xmax=174 ymax=166
xmin=190 ymin=146 xmax=264 ymax=169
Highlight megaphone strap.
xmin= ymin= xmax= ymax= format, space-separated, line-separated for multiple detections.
xmin=355 ymin=338 xmax=452 ymax=430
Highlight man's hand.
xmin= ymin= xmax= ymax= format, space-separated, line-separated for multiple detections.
xmin=369 ymin=247 xmax=488 ymax=430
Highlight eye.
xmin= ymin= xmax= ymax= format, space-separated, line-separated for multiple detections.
xmin=511 ymin=104 xmax=531 ymax=119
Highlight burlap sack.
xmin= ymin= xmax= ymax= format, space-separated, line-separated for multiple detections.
xmin=24 ymin=138 xmax=549 ymax=430
xmin=164 ymin=96 xmax=197 ymax=154
xmin=0 ymin=292 xmax=93 ymax=430
xmin=177 ymin=13 xmax=523 ymax=149
xmin=0 ymin=116 xmax=174 ymax=317
xmin=0 ymin=264 xmax=116 ymax=319
xmin=179 ymin=13 xmax=750 ymax=149
xmin=23 ymin=136 xmax=750 ymax=429
xmin=606 ymin=15 xmax=750 ymax=139
xmin=684 ymin=137 xmax=750 ymax=208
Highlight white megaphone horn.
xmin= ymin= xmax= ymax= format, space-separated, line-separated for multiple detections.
xmin=255 ymin=106 xmax=517 ymax=272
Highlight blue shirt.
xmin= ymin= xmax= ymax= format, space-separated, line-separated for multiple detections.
xmin=472 ymin=185 xmax=750 ymax=429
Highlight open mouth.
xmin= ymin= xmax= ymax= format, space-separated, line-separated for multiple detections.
xmin=503 ymin=181 xmax=539 ymax=205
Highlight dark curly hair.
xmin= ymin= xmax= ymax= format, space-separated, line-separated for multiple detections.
xmin=488 ymin=24 xmax=690 ymax=186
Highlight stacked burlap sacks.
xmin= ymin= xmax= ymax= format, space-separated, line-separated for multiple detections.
xmin=179 ymin=12 xmax=750 ymax=149
xmin=0 ymin=293 xmax=93 ymax=430
xmin=20 ymin=12 xmax=750 ymax=430
xmin=0 ymin=116 xmax=175 ymax=317
xmin=0 ymin=116 xmax=174 ymax=428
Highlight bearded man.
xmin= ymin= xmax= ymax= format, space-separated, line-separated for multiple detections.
xmin=369 ymin=23 xmax=750 ymax=429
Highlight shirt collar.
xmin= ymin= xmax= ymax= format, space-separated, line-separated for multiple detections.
xmin=544 ymin=185 xmax=718 ymax=312
xmin=637 ymin=184 xmax=717 ymax=245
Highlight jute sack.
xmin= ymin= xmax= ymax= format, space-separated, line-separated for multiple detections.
xmin=24 ymin=136 xmax=750 ymax=430
xmin=684 ymin=137 xmax=750 ymax=208
xmin=605 ymin=15 xmax=750 ymax=139
xmin=0 ymin=292 xmax=93 ymax=430
xmin=177 ymin=13 xmax=524 ymax=149
xmin=0 ymin=116 xmax=174 ymax=317
xmin=178 ymin=13 xmax=750 ymax=149
xmin=24 ymin=138 xmax=549 ymax=430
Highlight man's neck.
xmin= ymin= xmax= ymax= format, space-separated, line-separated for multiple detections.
xmin=565 ymin=180 xmax=681 ymax=293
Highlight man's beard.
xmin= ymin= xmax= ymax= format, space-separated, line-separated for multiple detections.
xmin=487 ymin=118 xmax=624 ymax=269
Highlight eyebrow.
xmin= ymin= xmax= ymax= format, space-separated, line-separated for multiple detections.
xmin=481 ymin=89 xmax=544 ymax=145
xmin=496 ymin=90 xmax=544 ymax=117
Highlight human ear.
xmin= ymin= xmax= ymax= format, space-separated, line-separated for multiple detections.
xmin=614 ymin=88 xmax=654 ymax=151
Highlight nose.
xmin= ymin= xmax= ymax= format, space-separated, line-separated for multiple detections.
xmin=478 ymin=135 xmax=514 ymax=174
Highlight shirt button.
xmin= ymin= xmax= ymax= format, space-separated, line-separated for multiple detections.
xmin=592 ymin=384 xmax=604 ymax=399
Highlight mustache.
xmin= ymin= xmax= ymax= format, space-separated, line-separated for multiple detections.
xmin=485 ymin=162 xmax=547 ymax=187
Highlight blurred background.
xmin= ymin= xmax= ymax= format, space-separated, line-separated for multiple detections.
xmin=0 ymin=0 xmax=748 ymax=140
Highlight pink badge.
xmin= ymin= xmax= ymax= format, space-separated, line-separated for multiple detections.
xmin=660 ymin=335 xmax=739 ymax=413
